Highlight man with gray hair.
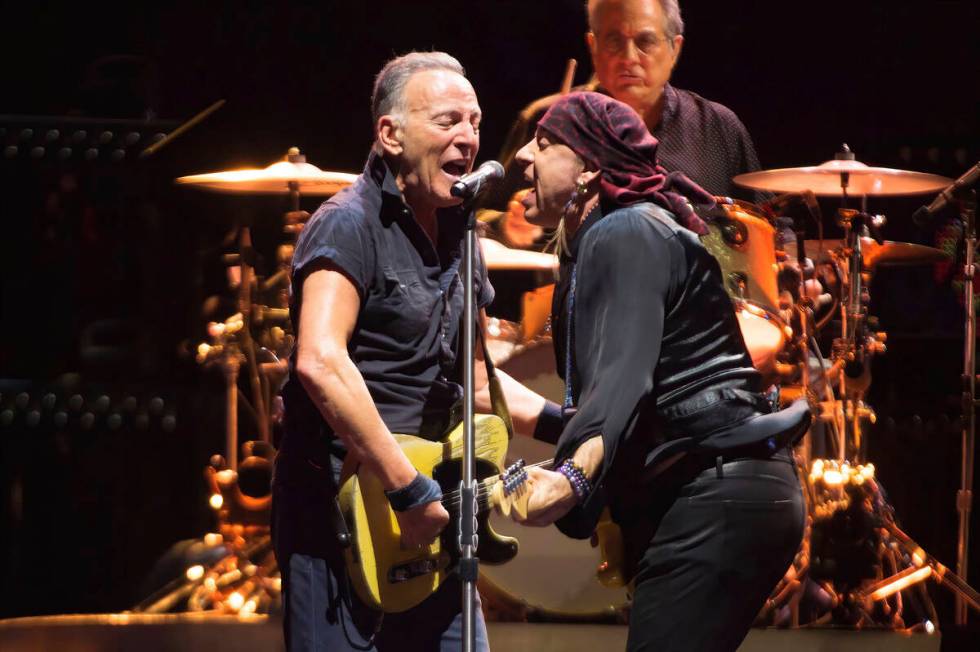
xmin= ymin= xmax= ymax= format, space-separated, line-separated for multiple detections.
xmin=480 ymin=0 xmax=762 ymax=217
xmin=272 ymin=50 xmax=491 ymax=651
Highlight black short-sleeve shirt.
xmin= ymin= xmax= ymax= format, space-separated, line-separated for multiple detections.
xmin=280 ymin=151 xmax=494 ymax=459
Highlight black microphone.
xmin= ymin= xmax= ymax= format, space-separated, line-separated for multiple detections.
xmin=450 ymin=160 xmax=504 ymax=199
xmin=913 ymin=161 xmax=980 ymax=228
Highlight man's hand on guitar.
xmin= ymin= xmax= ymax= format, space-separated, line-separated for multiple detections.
xmin=510 ymin=466 xmax=577 ymax=527
xmin=505 ymin=435 xmax=604 ymax=527
xmin=396 ymin=500 xmax=450 ymax=548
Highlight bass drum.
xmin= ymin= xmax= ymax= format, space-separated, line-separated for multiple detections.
xmin=479 ymin=335 xmax=628 ymax=622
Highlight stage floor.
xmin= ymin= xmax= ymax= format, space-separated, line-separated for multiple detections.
xmin=0 ymin=614 xmax=943 ymax=651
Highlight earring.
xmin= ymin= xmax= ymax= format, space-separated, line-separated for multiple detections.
xmin=576 ymin=181 xmax=588 ymax=196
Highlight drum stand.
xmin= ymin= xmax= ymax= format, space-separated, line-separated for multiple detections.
xmin=135 ymin=150 xmax=325 ymax=616
xmin=953 ymin=189 xmax=977 ymax=625
xmin=764 ymin=161 xmax=980 ymax=630
xmin=833 ymin=206 xmax=885 ymax=463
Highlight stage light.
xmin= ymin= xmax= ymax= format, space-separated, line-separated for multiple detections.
xmin=209 ymin=493 xmax=224 ymax=510
xmin=186 ymin=565 xmax=205 ymax=581
xmin=204 ymin=532 xmax=223 ymax=546
xmin=822 ymin=470 xmax=844 ymax=486
xmin=227 ymin=591 xmax=245 ymax=611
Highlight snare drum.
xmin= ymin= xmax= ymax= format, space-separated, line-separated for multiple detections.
xmin=480 ymin=336 xmax=628 ymax=621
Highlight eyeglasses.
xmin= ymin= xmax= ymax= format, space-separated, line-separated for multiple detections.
xmin=595 ymin=30 xmax=670 ymax=57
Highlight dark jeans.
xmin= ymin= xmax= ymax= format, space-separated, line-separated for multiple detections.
xmin=626 ymin=450 xmax=804 ymax=652
xmin=280 ymin=552 xmax=488 ymax=652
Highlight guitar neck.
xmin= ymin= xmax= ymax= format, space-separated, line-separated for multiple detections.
xmin=441 ymin=458 xmax=553 ymax=514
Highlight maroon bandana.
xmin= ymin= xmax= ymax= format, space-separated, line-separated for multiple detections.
xmin=537 ymin=91 xmax=714 ymax=235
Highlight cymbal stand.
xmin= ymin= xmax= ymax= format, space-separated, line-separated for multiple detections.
xmin=237 ymin=226 xmax=271 ymax=443
xmin=832 ymin=205 xmax=887 ymax=463
xmin=197 ymin=313 xmax=246 ymax=469
xmin=790 ymin=214 xmax=814 ymax=465
xmin=955 ymin=189 xmax=978 ymax=624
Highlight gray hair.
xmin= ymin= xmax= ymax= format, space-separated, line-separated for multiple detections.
xmin=586 ymin=0 xmax=685 ymax=40
xmin=371 ymin=51 xmax=466 ymax=126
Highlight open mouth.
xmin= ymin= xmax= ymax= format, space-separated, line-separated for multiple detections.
xmin=521 ymin=188 xmax=537 ymax=211
xmin=442 ymin=160 xmax=468 ymax=179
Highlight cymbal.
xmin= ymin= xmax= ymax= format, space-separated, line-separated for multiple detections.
xmin=480 ymin=238 xmax=558 ymax=272
xmin=734 ymin=159 xmax=952 ymax=196
xmin=802 ymin=237 xmax=950 ymax=267
xmin=177 ymin=160 xmax=357 ymax=195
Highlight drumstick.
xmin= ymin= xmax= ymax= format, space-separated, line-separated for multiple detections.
xmin=559 ymin=59 xmax=577 ymax=95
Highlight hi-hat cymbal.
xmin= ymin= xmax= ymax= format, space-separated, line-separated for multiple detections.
xmin=177 ymin=159 xmax=357 ymax=195
xmin=480 ymin=238 xmax=558 ymax=272
xmin=803 ymin=237 xmax=951 ymax=267
xmin=734 ymin=159 xmax=952 ymax=196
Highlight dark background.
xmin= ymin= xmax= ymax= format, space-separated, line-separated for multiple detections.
xmin=1 ymin=0 xmax=979 ymax=630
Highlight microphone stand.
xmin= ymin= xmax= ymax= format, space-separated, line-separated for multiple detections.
xmin=460 ymin=203 xmax=480 ymax=652
xmin=450 ymin=163 xmax=502 ymax=651
xmin=956 ymin=188 xmax=978 ymax=625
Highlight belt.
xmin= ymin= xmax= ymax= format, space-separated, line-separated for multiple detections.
xmin=649 ymin=438 xmax=793 ymax=487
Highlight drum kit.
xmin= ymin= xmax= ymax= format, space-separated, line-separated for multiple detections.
xmin=134 ymin=144 xmax=980 ymax=630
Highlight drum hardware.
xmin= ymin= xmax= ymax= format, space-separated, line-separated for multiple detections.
xmin=743 ymin=150 xmax=980 ymax=631
xmin=803 ymin=237 xmax=952 ymax=268
xmin=138 ymin=148 xmax=353 ymax=616
xmin=937 ymin=178 xmax=980 ymax=624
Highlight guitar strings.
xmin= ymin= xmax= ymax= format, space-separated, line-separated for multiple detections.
xmin=440 ymin=459 xmax=553 ymax=511
xmin=441 ymin=458 xmax=552 ymax=503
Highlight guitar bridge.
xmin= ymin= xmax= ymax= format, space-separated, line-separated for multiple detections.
xmin=388 ymin=557 xmax=439 ymax=584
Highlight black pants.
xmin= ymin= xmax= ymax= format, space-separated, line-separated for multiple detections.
xmin=626 ymin=450 xmax=804 ymax=652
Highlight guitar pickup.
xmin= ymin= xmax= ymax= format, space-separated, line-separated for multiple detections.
xmin=388 ymin=557 xmax=439 ymax=584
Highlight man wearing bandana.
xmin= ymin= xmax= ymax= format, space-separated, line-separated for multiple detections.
xmin=507 ymin=92 xmax=808 ymax=652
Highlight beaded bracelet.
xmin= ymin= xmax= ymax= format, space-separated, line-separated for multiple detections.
xmin=557 ymin=459 xmax=593 ymax=504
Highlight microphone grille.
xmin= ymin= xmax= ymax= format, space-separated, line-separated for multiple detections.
xmin=482 ymin=160 xmax=504 ymax=178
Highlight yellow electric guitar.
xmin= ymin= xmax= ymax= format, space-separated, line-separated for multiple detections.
xmin=338 ymin=414 xmax=550 ymax=613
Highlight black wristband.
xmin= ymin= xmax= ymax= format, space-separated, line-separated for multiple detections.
xmin=384 ymin=471 xmax=443 ymax=512
xmin=533 ymin=401 xmax=564 ymax=444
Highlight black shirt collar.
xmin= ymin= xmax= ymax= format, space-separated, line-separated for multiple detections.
xmin=563 ymin=202 xmax=606 ymax=262
xmin=367 ymin=149 xmax=405 ymax=201
xmin=365 ymin=149 xmax=467 ymax=268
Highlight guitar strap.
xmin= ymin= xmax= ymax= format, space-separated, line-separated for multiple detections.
xmin=476 ymin=314 xmax=516 ymax=440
